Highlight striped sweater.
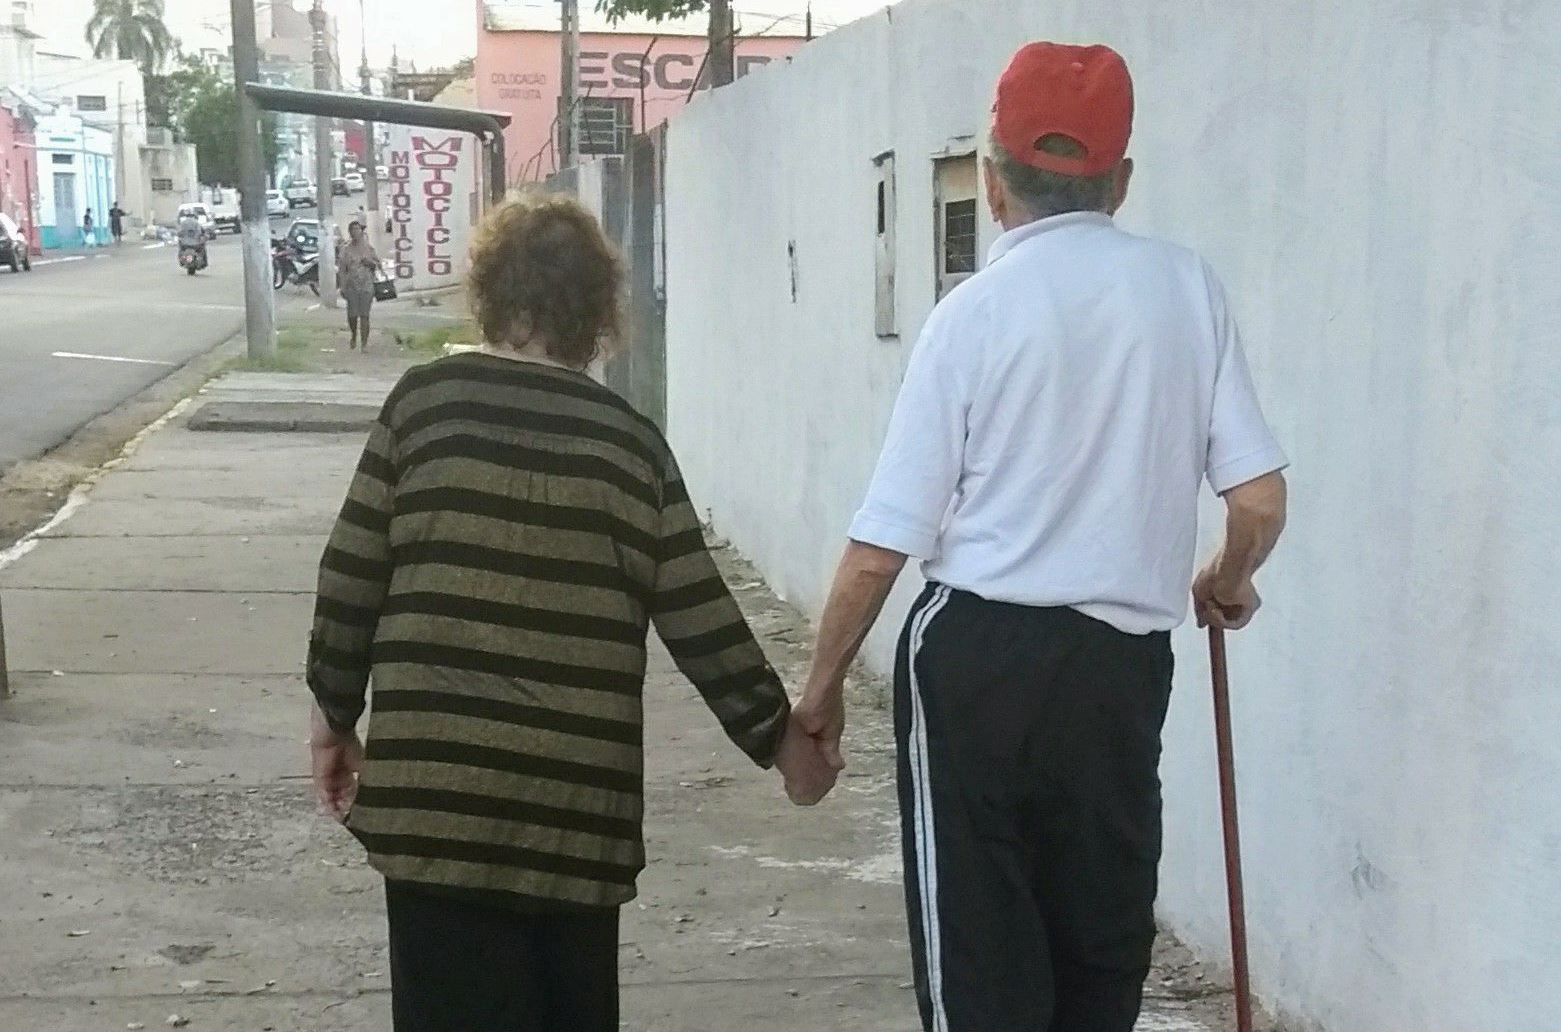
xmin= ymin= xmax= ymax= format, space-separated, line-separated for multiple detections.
xmin=307 ymin=352 xmax=791 ymax=908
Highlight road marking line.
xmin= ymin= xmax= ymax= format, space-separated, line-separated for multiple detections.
xmin=306 ymin=303 xmax=321 ymax=311
xmin=142 ymin=242 xmax=166 ymax=250
xmin=51 ymin=351 xmax=179 ymax=366
xmin=31 ymin=255 xmax=87 ymax=266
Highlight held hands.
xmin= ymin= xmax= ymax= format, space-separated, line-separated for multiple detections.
xmin=1192 ymin=564 xmax=1261 ymax=630
xmin=775 ymin=689 xmax=847 ymax=805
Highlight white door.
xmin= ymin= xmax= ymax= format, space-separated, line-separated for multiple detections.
xmin=54 ymin=172 xmax=78 ymax=236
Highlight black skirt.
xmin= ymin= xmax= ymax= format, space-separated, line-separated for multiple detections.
xmin=384 ymin=880 xmax=620 ymax=1032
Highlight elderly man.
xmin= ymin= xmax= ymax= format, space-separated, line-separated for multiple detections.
xmin=793 ymin=42 xmax=1289 ymax=1032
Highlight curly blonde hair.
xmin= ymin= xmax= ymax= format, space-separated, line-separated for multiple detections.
xmin=467 ymin=193 xmax=623 ymax=368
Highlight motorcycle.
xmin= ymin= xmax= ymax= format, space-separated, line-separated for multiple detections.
xmin=178 ymin=243 xmax=208 ymax=275
xmin=271 ymin=237 xmax=319 ymax=294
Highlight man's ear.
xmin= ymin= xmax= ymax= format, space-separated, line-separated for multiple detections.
xmin=983 ymin=157 xmax=1007 ymax=225
xmin=1108 ymin=157 xmax=1134 ymax=215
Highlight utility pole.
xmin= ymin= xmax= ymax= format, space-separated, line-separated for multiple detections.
xmin=805 ymin=3 xmax=813 ymax=41
xmin=115 ymin=81 xmax=125 ymax=210
xmin=709 ymin=0 xmax=734 ymax=88
xmin=311 ymin=0 xmax=336 ymax=307
xmin=358 ymin=0 xmax=378 ymax=245
xmin=559 ymin=0 xmax=580 ymax=168
xmin=230 ymin=0 xmax=276 ymax=359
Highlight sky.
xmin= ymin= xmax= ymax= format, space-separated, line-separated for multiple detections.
xmin=29 ymin=0 xmax=899 ymax=74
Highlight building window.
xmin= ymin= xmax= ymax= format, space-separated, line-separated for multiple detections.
xmin=565 ymin=97 xmax=633 ymax=157
xmin=874 ymin=152 xmax=897 ymax=337
xmin=77 ymin=95 xmax=108 ymax=112
xmin=943 ymin=200 xmax=977 ymax=273
xmin=52 ymin=153 xmax=74 ymax=165
xmin=934 ymin=152 xmax=979 ymax=300
xmin=151 ymin=177 xmax=174 ymax=192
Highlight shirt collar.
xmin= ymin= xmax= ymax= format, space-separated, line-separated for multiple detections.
xmin=987 ymin=210 xmax=1115 ymax=265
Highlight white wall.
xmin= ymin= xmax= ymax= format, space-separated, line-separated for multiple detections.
xmin=661 ymin=2 xmax=1561 ymax=1030
xmin=140 ymin=139 xmax=199 ymax=227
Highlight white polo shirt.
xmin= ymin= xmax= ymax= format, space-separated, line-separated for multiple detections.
xmin=849 ymin=211 xmax=1287 ymax=634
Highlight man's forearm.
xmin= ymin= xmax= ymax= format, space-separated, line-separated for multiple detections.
xmin=803 ymin=541 xmax=907 ymax=702
xmin=1211 ymin=471 xmax=1287 ymax=588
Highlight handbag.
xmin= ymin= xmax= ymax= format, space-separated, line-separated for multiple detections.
xmin=372 ymin=262 xmax=398 ymax=302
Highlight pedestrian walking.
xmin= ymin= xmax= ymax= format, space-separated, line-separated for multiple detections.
xmin=336 ymin=218 xmax=379 ymax=350
xmin=81 ymin=208 xmax=95 ymax=248
xmin=109 ymin=202 xmax=126 ymax=244
xmin=791 ymin=42 xmax=1290 ymax=1032
xmin=305 ymin=193 xmax=834 ymax=1032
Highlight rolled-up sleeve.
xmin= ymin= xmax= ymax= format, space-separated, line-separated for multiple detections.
xmin=1204 ymin=267 xmax=1288 ymax=493
xmin=848 ymin=304 xmax=972 ymax=559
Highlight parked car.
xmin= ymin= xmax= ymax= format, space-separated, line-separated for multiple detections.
xmin=209 ymin=189 xmax=241 ymax=234
xmin=283 ymin=218 xmax=343 ymax=257
xmin=266 ymin=189 xmax=289 ymax=218
xmin=0 ymin=213 xmax=32 ymax=272
xmin=343 ymin=171 xmax=365 ymax=193
xmin=285 ymin=180 xmax=316 ymax=208
xmin=176 ymin=202 xmax=217 ymax=241
xmin=330 ymin=177 xmax=350 ymax=197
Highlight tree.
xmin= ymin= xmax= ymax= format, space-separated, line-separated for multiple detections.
xmin=595 ymin=0 xmax=733 ymax=86
xmin=148 ymin=55 xmax=279 ymax=185
xmin=85 ymin=0 xmax=176 ymax=77
xmin=596 ymin=0 xmax=707 ymax=20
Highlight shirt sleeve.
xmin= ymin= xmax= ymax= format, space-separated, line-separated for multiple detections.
xmin=650 ymin=452 xmax=790 ymax=768
xmin=306 ymin=420 xmax=396 ymax=735
xmin=848 ymin=304 xmax=972 ymax=558
xmin=1204 ymin=266 xmax=1289 ymax=493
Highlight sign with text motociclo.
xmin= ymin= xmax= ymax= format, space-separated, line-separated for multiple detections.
xmin=384 ymin=127 xmax=477 ymax=291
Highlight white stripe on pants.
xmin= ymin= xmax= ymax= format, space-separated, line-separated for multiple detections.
xmin=906 ymin=584 xmax=953 ymax=1031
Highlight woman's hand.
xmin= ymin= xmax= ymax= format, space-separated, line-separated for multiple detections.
xmin=309 ymin=704 xmax=362 ymax=822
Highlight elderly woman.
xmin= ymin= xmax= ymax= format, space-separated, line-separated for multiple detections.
xmin=305 ymin=194 xmax=833 ymax=1031
xmin=337 ymin=217 xmax=379 ymax=350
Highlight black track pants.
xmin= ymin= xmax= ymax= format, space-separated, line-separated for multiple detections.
xmin=895 ymin=584 xmax=1175 ymax=1032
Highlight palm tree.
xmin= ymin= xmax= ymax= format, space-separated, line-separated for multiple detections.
xmin=85 ymin=0 xmax=176 ymax=76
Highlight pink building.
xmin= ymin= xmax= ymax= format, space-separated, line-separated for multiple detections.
xmin=475 ymin=3 xmax=806 ymax=185
xmin=0 ymin=96 xmax=38 ymax=251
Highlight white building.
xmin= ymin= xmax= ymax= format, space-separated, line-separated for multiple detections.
xmin=30 ymin=52 xmax=149 ymax=224
xmin=0 ymin=0 xmax=39 ymax=85
xmin=139 ymin=125 xmax=198 ymax=228
xmin=32 ymin=110 xmax=113 ymax=247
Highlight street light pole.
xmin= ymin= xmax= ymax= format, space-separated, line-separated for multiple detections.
xmin=230 ymin=0 xmax=276 ymax=359
xmin=559 ymin=0 xmax=580 ymax=168
xmin=359 ymin=0 xmax=379 ymax=243
xmin=310 ymin=0 xmax=337 ymax=308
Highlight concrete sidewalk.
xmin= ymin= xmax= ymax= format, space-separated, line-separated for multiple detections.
xmin=0 ymin=368 xmax=1239 ymax=1031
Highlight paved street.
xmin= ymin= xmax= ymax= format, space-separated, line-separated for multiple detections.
xmin=0 ymin=229 xmax=283 ymax=474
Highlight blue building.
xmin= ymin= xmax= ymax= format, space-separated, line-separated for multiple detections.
xmin=33 ymin=112 xmax=114 ymax=249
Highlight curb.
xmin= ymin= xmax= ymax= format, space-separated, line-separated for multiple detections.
xmin=0 ymin=334 xmax=246 ymax=552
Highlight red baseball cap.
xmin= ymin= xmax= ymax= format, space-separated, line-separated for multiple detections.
xmin=992 ymin=42 xmax=1134 ymax=177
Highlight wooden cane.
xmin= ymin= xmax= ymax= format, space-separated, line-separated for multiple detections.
xmin=1208 ymin=627 xmax=1254 ymax=1032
